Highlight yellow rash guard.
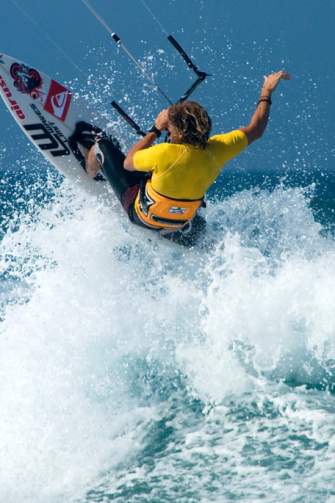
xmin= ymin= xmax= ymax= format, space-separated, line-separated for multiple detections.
xmin=133 ymin=129 xmax=248 ymax=200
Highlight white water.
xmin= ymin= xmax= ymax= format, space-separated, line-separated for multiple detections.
xmin=1 ymin=180 xmax=335 ymax=502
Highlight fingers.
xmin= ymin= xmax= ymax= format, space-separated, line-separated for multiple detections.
xmin=156 ymin=108 xmax=169 ymax=120
xmin=280 ymin=71 xmax=291 ymax=80
xmin=155 ymin=108 xmax=170 ymax=130
xmin=274 ymin=70 xmax=291 ymax=80
xmin=262 ymin=70 xmax=291 ymax=93
xmin=266 ymin=70 xmax=291 ymax=80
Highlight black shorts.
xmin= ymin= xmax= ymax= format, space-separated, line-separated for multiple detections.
xmin=96 ymin=138 xmax=146 ymax=210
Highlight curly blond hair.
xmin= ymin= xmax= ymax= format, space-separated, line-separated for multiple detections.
xmin=168 ymin=101 xmax=212 ymax=149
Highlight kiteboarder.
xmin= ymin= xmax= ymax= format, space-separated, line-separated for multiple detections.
xmin=76 ymin=70 xmax=290 ymax=245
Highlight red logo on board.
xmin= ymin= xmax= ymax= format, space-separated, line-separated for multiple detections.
xmin=44 ymin=80 xmax=72 ymax=121
xmin=10 ymin=63 xmax=42 ymax=95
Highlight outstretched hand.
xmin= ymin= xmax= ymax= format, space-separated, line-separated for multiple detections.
xmin=155 ymin=108 xmax=170 ymax=131
xmin=263 ymin=70 xmax=291 ymax=94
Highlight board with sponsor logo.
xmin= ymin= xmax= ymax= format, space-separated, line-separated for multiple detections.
xmin=0 ymin=52 xmax=107 ymax=193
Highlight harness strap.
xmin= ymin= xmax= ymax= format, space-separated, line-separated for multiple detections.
xmin=134 ymin=180 xmax=203 ymax=230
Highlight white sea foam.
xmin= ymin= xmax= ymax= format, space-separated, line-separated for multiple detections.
xmin=177 ymin=186 xmax=335 ymax=403
xmin=1 ymin=180 xmax=335 ymax=501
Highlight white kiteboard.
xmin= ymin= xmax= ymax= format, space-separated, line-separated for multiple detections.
xmin=0 ymin=52 xmax=108 ymax=194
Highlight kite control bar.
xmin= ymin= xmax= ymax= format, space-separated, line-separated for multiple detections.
xmin=111 ymin=101 xmax=146 ymax=137
xmin=81 ymin=0 xmax=209 ymax=135
xmin=167 ymin=35 xmax=210 ymax=103
xmin=111 ymin=35 xmax=210 ymax=135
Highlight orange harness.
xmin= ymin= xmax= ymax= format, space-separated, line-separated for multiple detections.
xmin=134 ymin=180 xmax=203 ymax=230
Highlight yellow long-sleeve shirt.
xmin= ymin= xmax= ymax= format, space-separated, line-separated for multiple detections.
xmin=133 ymin=129 xmax=248 ymax=200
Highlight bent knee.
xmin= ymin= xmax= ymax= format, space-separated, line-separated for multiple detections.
xmin=85 ymin=145 xmax=102 ymax=178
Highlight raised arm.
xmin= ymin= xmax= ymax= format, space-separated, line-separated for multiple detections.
xmin=240 ymin=70 xmax=291 ymax=144
xmin=123 ymin=109 xmax=169 ymax=171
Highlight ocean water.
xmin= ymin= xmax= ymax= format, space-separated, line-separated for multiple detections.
xmin=1 ymin=152 xmax=335 ymax=502
xmin=1 ymin=5 xmax=335 ymax=500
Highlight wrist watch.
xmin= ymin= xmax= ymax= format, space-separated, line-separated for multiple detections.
xmin=147 ymin=125 xmax=162 ymax=137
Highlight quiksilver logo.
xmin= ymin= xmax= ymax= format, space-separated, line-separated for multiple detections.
xmin=53 ymin=92 xmax=67 ymax=108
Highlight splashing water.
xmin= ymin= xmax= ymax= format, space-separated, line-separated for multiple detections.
xmin=1 ymin=173 xmax=335 ymax=502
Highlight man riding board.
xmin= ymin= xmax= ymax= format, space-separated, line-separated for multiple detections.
xmin=76 ymin=70 xmax=290 ymax=245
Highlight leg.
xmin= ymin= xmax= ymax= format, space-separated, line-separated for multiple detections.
xmin=85 ymin=146 xmax=102 ymax=178
xmin=88 ymin=139 xmax=147 ymax=207
xmin=68 ymin=121 xmax=104 ymax=178
xmin=69 ymin=121 xmax=144 ymax=192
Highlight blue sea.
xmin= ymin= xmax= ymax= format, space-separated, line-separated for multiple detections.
xmin=1 ymin=1 xmax=335 ymax=501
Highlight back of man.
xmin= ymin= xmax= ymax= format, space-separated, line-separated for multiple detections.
xmin=81 ymin=70 xmax=290 ymax=244
xmin=132 ymin=129 xmax=248 ymax=200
